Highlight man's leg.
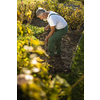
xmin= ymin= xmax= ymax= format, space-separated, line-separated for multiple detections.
xmin=55 ymin=38 xmax=61 ymax=55
xmin=48 ymin=36 xmax=55 ymax=56
xmin=48 ymin=25 xmax=68 ymax=56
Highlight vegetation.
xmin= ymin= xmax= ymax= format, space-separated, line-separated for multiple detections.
xmin=17 ymin=21 xmax=45 ymax=37
xmin=17 ymin=2 xmax=37 ymax=23
xmin=27 ymin=25 xmax=45 ymax=37
xmin=17 ymin=0 xmax=84 ymax=100
xmin=67 ymin=33 xmax=84 ymax=100
xmin=37 ymin=0 xmax=84 ymax=30
xmin=61 ymin=34 xmax=84 ymax=100
xmin=50 ymin=33 xmax=84 ymax=100
xmin=17 ymin=0 xmax=84 ymax=31
xmin=17 ymin=0 xmax=45 ymax=5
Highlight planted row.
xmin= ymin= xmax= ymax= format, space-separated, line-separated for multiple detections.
xmin=17 ymin=21 xmax=44 ymax=37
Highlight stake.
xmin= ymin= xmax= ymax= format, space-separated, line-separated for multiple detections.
xmin=43 ymin=31 xmax=48 ymax=64
xmin=45 ymin=42 xmax=47 ymax=63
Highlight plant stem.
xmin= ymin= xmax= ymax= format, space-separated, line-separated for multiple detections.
xmin=71 ymin=75 xmax=84 ymax=90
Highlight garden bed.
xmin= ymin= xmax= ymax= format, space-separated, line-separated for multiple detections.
xmin=17 ymin=1 xmax=84 ymax=99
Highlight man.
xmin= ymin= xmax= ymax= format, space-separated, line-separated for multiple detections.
xmin=36 ymin=8 xmax=68 ymax=59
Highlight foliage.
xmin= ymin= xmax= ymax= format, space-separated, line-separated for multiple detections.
xmin=58 ymin=0 xmax=70 ymax=3
xmin=74 ymin=0 xmax=84 ymax=5
xmin=17 ymin=0 xmax=45 ymax=5
xmin=17 ymin=21 xmax=44 ymax=37
xmin=50 ymin=32 xmax=84 ymax=100
xmin=17 ymin=21 xmax=33 ymax=36
xmin=36 ymin=0 xmax=59 ymax=12
xmin=17 ymin=0 xmax=84 ymax=30
xmin=17 ymin=35 xmax=46 ymax=74
xmin=36 ymin=0 xmax=84 ymax=30
xmin=28 ymin=25 xmax=45 ymax=37
xmin=64 ymin=7 xmax=84 ymax=30
xmin=18 ymin=74 xmax=71 ymax=100
xmin=66 ymin=33 xmax=84 ymax=100
xmin=17 ymin=1 xmax=84 ymax=99
xmin=17 ymin=1 xmax=37 ymax=23
xmin=81 ymin=0 xmax=84 ymax=5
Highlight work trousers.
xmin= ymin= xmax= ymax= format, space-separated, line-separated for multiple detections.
xmin=48 ymin=25 xmax=68 ymax=56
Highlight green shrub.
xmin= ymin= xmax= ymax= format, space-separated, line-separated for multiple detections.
xmin=65 ymin=8 xmax=84 ymax=30
xmin=66 ymin=33 xmax=84 ymax=100
xmin=17 ymin=1 xmax=37 ymax=23
xmin=28 ymin=25 xmax=45 ymax=37
xmin=17 ymin=21 xmax=33 ymax=36
xmin=17 ymin=21 xmax=45 ymax=37
xmin=58 ymin=0 xmax=70 ymax=3
xmin=74 ymin=0 xmax=84 ymax=5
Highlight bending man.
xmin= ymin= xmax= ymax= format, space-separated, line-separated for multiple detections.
xmin=36 ymin=8 xmax=68 ymax=58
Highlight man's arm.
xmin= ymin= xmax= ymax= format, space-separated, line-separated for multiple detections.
xmin=45 ymin=26 xmax=56 ymax=43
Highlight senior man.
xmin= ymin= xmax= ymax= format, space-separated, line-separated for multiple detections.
xmin=36 ymin=8 xmax=68 ymax=59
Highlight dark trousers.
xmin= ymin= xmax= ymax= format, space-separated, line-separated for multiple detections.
xmin=48 ymin=25 xmax=68 ymax=56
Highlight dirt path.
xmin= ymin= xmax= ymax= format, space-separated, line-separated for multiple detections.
xmin=31 ymin=18 xmax=83 ymax=74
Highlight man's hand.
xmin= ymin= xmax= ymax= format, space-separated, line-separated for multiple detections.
xmin=45 ymin=26 xmax=56 ymax=44
xmin=44 ymin=27 xmax=49 ymax=31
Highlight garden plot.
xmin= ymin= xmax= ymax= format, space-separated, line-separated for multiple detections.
xmin=32 ymin=18 xmax=82 ymax=74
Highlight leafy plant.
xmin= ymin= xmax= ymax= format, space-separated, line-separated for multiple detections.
xmin=17 ymin=1 xmax=37 ymax=23
xmin=17 ymin=21 xmax=33 ymax=36
xmin=28 ymin=25 xmax=45 ymax=37
xmin=66 ymin=33 xmax=84 ymax=100
xmin=65 ymin=8 xmax=84 ymax=30
xmin=17 ymin=21 xmax=45 ymax=37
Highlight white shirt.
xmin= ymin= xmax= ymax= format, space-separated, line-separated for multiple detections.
xmin=47 ymin=11 xmax=67 ymax=29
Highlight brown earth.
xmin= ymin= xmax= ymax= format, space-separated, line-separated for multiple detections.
xmin=30 ymin=18 xmax=84 ymax=74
